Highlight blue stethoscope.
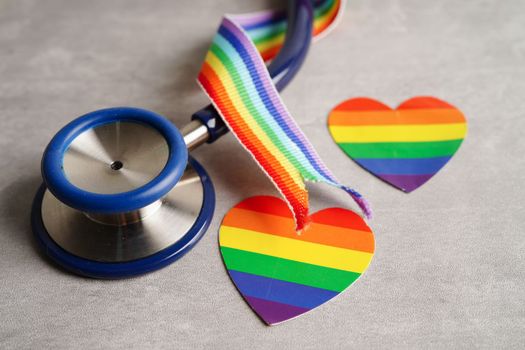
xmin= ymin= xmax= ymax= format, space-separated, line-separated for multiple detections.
xmin=31 ymin=0 xmax=315 ymax=278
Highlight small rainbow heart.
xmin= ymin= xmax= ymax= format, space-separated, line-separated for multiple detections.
xmin=327 ymin=97 xmax=467 ymax=192
xmin=219 ymin=196 xmax=375 ymax=325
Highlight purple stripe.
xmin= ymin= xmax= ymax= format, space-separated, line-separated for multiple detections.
xmin=232 ymin=11 xmax=285 ymax=30
xmin=220 ymin=18 xmax=370 ymax=216
xmin=377 ymin=173 xmax=435 ymax=193
xmin=221 ymin=19 xmax=337 ymax=183
xmin=227 ymin=0 xmax=342 ymax=183
xmin=223 ymin=19 xmax=296 ymax=133
xmin=244 ymin=295 xmax=310 ymax=325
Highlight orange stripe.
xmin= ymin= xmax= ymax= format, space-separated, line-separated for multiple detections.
xmin=328 ymin=108 xmax=466 ymax=126
xmin=261 ymin=0 xmax=341 ymax=60
xmin=200 ymin=66 xmax=300 ymax=200
xmin=222 ymin=207 xmax=375 ymax=253
xmin=313 ymin=0 xmax=339 ymax=36
xmin=199 ymin=63 xmax=310 ymax=228
xmin=260 ymin=44 xmax=282 ymax=62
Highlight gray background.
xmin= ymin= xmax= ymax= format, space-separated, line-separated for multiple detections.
xmin=1 ymin=0 xmax=524 ymax=348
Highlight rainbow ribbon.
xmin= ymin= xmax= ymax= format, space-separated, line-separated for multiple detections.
xmin=197 ymin=0 xmax=371 ymax=231
xmin=236 ymin=0 xmax=345 ymax=61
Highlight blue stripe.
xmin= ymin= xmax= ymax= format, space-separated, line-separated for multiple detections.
xmin=240 ymin=0 xmax=332 ymax=31
xmin=213 ymin=33 xmax=328 ymax=182
xmin=219 ymin=24 xmax=337 ymax=184
xmin=355 ymin=156 xmax=451 ymax=175
xmin=241 ymin=13 xmax=286 ymax=31
xmin=246 ymin=20 xmax=286 ymax=41
xmin=228 ymin=270 xmax=337 ymax=309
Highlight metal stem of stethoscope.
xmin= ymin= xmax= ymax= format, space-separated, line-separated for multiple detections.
xmin=183 ymin=0 xmax=313 ymax=149
xmin=181 ymin=121 xmax=210 ymax=151
xmin=31 ymin=0 xmax=314 ymax=278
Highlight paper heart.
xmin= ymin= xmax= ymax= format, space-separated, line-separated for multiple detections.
xmin=327 ymin=97 xmax=467 ymax=192
xmin=219 ymin=196 xmax=375 ymax=325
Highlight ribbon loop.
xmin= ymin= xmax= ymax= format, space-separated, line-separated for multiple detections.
xmin=198 ymin=0 xmax=371 ymax=231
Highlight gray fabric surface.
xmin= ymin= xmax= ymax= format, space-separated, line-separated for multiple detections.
xmin=1 ymin=0 xmax=524 ymax=348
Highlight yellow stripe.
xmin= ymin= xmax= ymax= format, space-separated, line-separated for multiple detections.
xmin=255 ymin=32 xmax=285 ymax=53
xmin=254 ymin=0 xmax=340 ymax=52
xmin=313 ymin=0 xmax=339 ymax=33
xmin=219 ymin=225 xmax=373 ymax=273
xmin=206 ymin=51 xmax=305 ymax=189
xmin=329 ymin=123 xmax=467 ymax=143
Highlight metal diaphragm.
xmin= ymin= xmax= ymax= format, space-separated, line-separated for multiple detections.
xmin=40 ymin=164 xmax=204 ymax=262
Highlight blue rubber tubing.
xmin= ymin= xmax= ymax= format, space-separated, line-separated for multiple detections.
xmin=32 ymin=0 xmax=313 ymax=278
xmin=32 ymin=157 xmax=215 ymax=279
xmin=41 ymin=107 xmax=188 ymax=213
xmin=191 ymin=0 xmax=313 ymax=142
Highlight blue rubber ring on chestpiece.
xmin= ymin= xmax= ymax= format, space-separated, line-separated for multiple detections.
xmin=41 ymin=107 xmax=188 ymax=213
xmin=32 ymin=157 xmax=215 ymax=279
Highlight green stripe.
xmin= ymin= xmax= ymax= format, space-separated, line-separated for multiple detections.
xmin=315 ymin=0 xmax=336 ymax=19
xmin=249 ymin=0 xmax=335 ymax=46
xmin=253 ymin=27 xmax=285 ymax=46
xmin=210 ymin=41 xmax=319 ymax=180
xmin=338 ymin=139 xmax=464 ymax=159
xmin=250 ymin=22 xmax=286 ymax=45
xmin=221 ymin=247 xmax=361 ymax=292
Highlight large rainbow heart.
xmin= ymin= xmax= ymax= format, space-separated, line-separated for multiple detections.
xmin=219 ymin=196 xmax=375 ymax=325
xmin=327 ymin=97 xmax=467 ymax=192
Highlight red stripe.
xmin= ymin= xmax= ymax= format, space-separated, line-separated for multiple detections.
xmin=262 ymin=1 xmax=340 ymax=61
xmin=311 ymin=208 xmax=372 ymax=232
xmin=335 ymin=97 xmax=391 ymax=112
xmin=199 ymin=63 xmax=310 ymax=229
xmin=313 ymin=0 xmax=340 ymax=36
xmin=234 ymin=195 xmax=292 ymax=218
xmin=398 ymin=96 xmax=457 ymax=110
xmin=260 ymin=44 xmax=282 ymax=62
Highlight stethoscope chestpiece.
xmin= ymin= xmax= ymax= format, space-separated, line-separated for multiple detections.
xmin=42 ymin=107 xmax=188 ymax=213
xmin=31 ymin=107 xmax=215 ymax=278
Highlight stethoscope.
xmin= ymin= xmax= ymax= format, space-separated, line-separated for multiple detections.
xmin=31 ymin=0 xmax=314 ymax=278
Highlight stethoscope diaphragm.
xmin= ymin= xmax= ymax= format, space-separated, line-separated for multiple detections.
xmin=32 ymin=108 xmax=215 ymax=278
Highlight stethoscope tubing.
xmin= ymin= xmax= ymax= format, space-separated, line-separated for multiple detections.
xmin=40 ymin=0 xmax=314 ymax=215
xmin=31 ymin=0 xmax=315 ymax=278
xmin=191 ymin=0 xmax=314 ymax=143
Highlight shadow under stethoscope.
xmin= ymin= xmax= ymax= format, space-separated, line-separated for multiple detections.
xmin=1 ymin=175 xmax=61 ymax=270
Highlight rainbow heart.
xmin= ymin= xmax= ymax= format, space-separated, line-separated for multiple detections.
xmin=327 ymin=97 xmax=467 ymax=192
xmin=219 ymin=196 xmax=375 ymax=325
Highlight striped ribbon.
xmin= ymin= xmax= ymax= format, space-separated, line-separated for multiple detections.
xmin=197 ymin=0 xmax=371 ymax=231
xmin=237 ymin=0 xmax=345 ymax=61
